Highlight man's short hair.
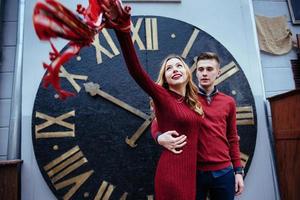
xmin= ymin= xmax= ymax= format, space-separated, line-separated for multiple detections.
xmin=197 ymin=52 xmax=220 ymax=64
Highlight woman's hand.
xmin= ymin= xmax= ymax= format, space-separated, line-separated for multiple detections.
xmin=157 ymin=131 xmax=187 ymax=154
xmin=100 ymin=0 xmax=131 ymax=32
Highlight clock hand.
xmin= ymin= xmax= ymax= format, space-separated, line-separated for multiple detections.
xmin=84 ymin=82 xmax=154 ymax=148
xmin=191 ymin=59 xmax=239 ymax=86
xmin=125 ymin=113 xmax=155 ymax=148
xmin=214 ymin=61 xmax=239 ymax=85
xmin=84 ymin=82 xmax=149 ymax=120
xmin=189 ymin=56 xmax=198 ymax=73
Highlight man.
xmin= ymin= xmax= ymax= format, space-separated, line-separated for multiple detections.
xmin=151 ymin=52 xmax=244 ymax=200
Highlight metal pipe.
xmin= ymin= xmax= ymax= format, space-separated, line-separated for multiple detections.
xmin=7 ymin=0 xmax=26 ymax=160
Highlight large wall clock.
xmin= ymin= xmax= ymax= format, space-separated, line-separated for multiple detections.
xmin=32 ymin=16 xmax=257 ymax=200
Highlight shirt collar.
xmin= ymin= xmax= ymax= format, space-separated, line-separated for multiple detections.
xmin=198 ymin=86 xmax=218 ymax=96
xmin=198 ymin=86 xmax=218 ymax=104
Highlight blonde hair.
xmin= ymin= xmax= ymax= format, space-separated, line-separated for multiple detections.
xmin=155 ymin=54 xmax=204 ymax=116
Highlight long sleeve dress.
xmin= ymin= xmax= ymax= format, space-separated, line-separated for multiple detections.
xmin=115 ymin=30 xmax=203 ymax=200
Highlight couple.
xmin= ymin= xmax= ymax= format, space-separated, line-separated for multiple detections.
xmin=99 ymin=0 xmax=244 ymax=199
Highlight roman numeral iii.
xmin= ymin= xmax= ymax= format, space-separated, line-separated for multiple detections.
xmin=44 ymin=146 xmax=94 ymax=200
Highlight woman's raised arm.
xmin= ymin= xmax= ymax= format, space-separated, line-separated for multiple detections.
xmin=100 ymin=0 xmax=164 ymax=99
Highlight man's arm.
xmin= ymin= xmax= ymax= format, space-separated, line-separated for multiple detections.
xmin=227 ymin=99 xmax=244 ymax=195
xmin=151 ymin=118 xmax=187 ymax=154
xmin=150 ymin=118 xmax=162 ymax=143
xmin=226 ymin=100 xmax=242 ymax=168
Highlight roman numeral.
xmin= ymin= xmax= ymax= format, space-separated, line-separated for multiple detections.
xmin=59 ymin=66 xmax=88 ymax=93
xmin=181 ymin=28 xmax=199 ymax=59
xmin=240 ymin=152 xmax=249 ymax=167
xmin=94 ymin=181 xmax=116 ymax=200
xmin=145 ymin=18 xmax=158 ymax=50
xmin=44 ymin=146 xmax=94 ymax=200
xmin=92 ymin=28 xmax=120 ymax=64
xmin=131 ymin=18 xmax=159 ymax=50
xmin=236 ymin=106 xmax=255 ymax=125
xmin=35 ymin=110 xmax=75 ymax=139
xmin=215 ymin=61 xmax=239 ymax=85
xmin=119 ymin=192 xmax=128 ymax=200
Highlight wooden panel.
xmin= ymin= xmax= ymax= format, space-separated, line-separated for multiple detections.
xmin=275 ymin=130 xmax=300 ymax=140
xmin=275 ymin=140 xmax=300 ymax=200
xmin=269 ymin=91 xmax=300 ymax=131
xmin=269 ymin=90 xmax=300 ymax=200
xmin=0 ymin=160 xmax=22 ymax=200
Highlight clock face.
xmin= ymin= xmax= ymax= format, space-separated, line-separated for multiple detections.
xmin=32 ymin=16 xmax=257 ymax=200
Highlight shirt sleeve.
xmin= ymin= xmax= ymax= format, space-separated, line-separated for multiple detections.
xmin=151 ymin=118 xmax=162 ymax=143
xmin=115 ymin=30 xmax=165 ymax=101
xmin=227 ymin=99 xmax=242 ymax=168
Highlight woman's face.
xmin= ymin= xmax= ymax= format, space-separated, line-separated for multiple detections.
xmin=164 ymin=58 xmax=188 ymax=87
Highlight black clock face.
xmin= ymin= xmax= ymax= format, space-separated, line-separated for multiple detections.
xmin=32 ymin=16 xmax=257 ymax=200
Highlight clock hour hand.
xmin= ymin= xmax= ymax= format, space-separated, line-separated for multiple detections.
xmin=125 ymin=113 xmax=155 ymax=148
xmin=84 ymin=82 xmax=149 ymax=120
xmin=190 ymin=59 xmax=239 ymax=86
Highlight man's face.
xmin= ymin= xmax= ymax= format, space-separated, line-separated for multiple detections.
xmin=196 ymin=59 xmax=220 ymax=89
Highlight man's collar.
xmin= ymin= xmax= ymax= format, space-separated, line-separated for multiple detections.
xmin=198 ymin=86 xmax=218 ymax=97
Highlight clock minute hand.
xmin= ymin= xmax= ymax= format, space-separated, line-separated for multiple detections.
xmin=84 ymin=82 xmax=149 ymax=120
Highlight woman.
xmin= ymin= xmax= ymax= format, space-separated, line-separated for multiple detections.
xmin=100 ymin=1 xmax=204 ymax=199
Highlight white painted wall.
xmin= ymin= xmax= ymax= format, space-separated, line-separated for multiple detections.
xmin=21 ymin=0 xmax=278 ymax=199
xmin=252 ymin=5 xmax=300 ymax=197
xmin=253 ymin=0 xmax=300 ymax=101
xmin=254 ymin=0 xmax=298 ymax=124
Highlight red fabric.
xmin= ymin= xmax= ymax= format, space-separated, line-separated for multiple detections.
xmin=78 ymin=0 xmax=103 ymax=28
xmin=32 ymin=0 xmax=132 ymax=99
xmin=151 ymin=92 xmax=242 ymax=171
xmin=33 ymin=0 xmax=96 ymax=42
xmin=115 ymin=30 xmax=203 ymax=200
xmin=151 ymin=118 xmax=159 ymax=141
xmin=33 ymin=0 xmax=102 ymax=99
xmin=197 ymin=92 xmax=242 ymax=170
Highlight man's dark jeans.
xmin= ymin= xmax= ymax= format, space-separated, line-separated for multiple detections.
xmin=196 ymin=169 xmax=235 ymax=200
